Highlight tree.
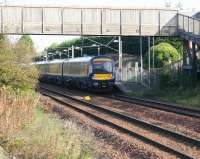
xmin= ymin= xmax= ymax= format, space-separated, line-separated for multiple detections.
xmin=147 ymin=42 xmax=179 ymax=68
xmin=155 ymin=37 xmax=183 ymax=57
xmin=15 ymin=35 xmax=36 ymax=63
xmin=18 ymin=35 xmax=35 ymax=50
xmin=45 ymin=36 xmax=149 ymax=59
xmin=47 ymin=42 xmax=59 ymax=53
xmin=0 ymin=35 xmax=38 ymax=91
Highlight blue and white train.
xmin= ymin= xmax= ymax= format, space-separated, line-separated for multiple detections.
xmin=35 ymin=55 xmax=115 ymax=91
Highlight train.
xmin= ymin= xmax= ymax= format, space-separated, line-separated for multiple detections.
xmin=35 ymin=55 xmax=115 ymax=91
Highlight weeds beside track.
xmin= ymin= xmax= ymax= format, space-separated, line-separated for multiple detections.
xmin=39 ymin=86 xmax=200 ymax=159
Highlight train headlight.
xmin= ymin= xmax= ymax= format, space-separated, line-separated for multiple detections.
xmin=93 ymin=82 xmax=99 ymax=86
xmin=89 ymin=66 xmax=93 ymax=74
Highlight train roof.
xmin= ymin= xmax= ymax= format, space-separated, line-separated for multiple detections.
xmin=33 ymin=55 xmax=113 ymax=64
xmin=33 ymin=59 xmax=65 ymax=65
xmin=64 ymin=55 xmax=113 ymax=63
xmin=64 ymin=56 xmax=93 ymax=63
xmin=48 ymin=59 xmax=66 ymax=64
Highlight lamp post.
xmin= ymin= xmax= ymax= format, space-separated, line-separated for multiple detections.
xmin=114 ymin=37 xmax=123 ymax=70
xmin=43 ymin=48 xmax=48 ymax=61
xmin=71 ymin=45 xmax=74 ymax=58
xmin=59 ymin=52 xmax=62 ymax=59
xmin=98 ymin=45 xmax=100 ymax=55
xmin=113 ymin=37 xmax=123 ymax=80
xmin=81 ymin=47 xmax=83 ymax=57
xmin=91 ymin=44 xmax=100 ymax=56
xmin=118 ymin=36 xmax=122 ymax=71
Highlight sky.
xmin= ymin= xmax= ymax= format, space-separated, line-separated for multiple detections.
xmin=4 ymin=0 xmax=200 ymax=52
xmin=2 ymin=0 xmax=199 ymax=9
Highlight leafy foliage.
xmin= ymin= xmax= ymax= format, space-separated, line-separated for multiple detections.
xmin=43 ymin=36 xmax=182 ymax=61
xmin=0 ymin=35 xmax=38 ymax=92
xmin=44 ymin=36 xmax=150 ymax=60
xmin=18 ymin=35 xmax=35 ymax=51
xmin=146 ymin=42 xmax=179 ymax=68
xmin=155 ymin=37 xmax=183 ymax=56
xmin=15 ymin=35 xmax=36 ymax=63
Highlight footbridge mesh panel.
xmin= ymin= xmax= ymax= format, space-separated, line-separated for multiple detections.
xmin=0 ymin=6 xmax=178 ymax=36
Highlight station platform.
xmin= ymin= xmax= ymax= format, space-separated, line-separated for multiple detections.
xmin=115 ymin=81 xmax=149 ymax=94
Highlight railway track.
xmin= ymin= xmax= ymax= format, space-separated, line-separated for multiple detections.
xmin=39 ymin=85 xmax=200 ymax=159
xmin=39 ymin=82 xmax=200 ymax=119
xmin=110 ymin=94 xmax=200 ymax=118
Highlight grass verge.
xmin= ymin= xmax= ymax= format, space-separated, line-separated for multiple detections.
xmin=0 ymin=88 xmax=96 ymax=159
xmin=129 ymin=85 xmax=200 ymax=109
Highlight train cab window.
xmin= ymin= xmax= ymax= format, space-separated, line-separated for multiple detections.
xmin=92 ymin=60 xmax=112 ymax=73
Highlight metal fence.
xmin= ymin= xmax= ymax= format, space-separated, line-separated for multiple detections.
xmin=115 ymin=59 xmax=183 ymax=89
xmin=178 ymin=14 xmax=200 ymax=37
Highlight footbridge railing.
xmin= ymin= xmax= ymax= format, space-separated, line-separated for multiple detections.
xmin=178 ymin=14 xmax=200 ymax=44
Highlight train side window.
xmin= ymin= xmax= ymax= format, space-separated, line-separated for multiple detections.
xmin=73 ymin=62 xmax=80 ymax=75
xmin=63 ymin=62 xmax=70 ymax=75
xmin=83 ymin=63 xmax=88 ymax=76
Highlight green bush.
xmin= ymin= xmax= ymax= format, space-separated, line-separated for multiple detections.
xmin=0 ymin=35 xmax=38 ymax=92
xmin=146 ymin=42 xmax=179 ymax=68
xmin=155 ymin=37 xmax=183 ymax=56
xmin=159 ymin=67 xmax=179 ymax=87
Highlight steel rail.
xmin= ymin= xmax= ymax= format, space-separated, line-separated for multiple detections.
xmin=39 ymin=86 xmax=199 ymax=159
xmin=110 ymin=94 xmax=200 ymax=118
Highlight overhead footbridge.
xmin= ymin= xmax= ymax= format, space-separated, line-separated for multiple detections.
xmin=1 ymin=6 xmax=199 ymax=43
xmin=0 ymin=6 xmax=179 ymax=36
xmin=178 ymin=14 xmax=200 ymax=45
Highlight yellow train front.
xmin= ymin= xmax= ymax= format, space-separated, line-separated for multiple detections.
xmin=89 ymin=56 xmax=115 ymax=91
xmin=36 ymin=55 xmax=115 ymax=92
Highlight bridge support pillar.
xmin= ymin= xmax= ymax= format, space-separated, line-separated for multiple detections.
xmin=183 ymin=40 xmax=188 ymax=66
xmin=192 ymin=42 xmax=198 ymax=84
xmin=182 ymin=40 xmax=193 ymax=86
xmin=183 ymin=40 xmax=193 ymax=65
xmin=183 ymin=40 xmax=198 ymax=86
